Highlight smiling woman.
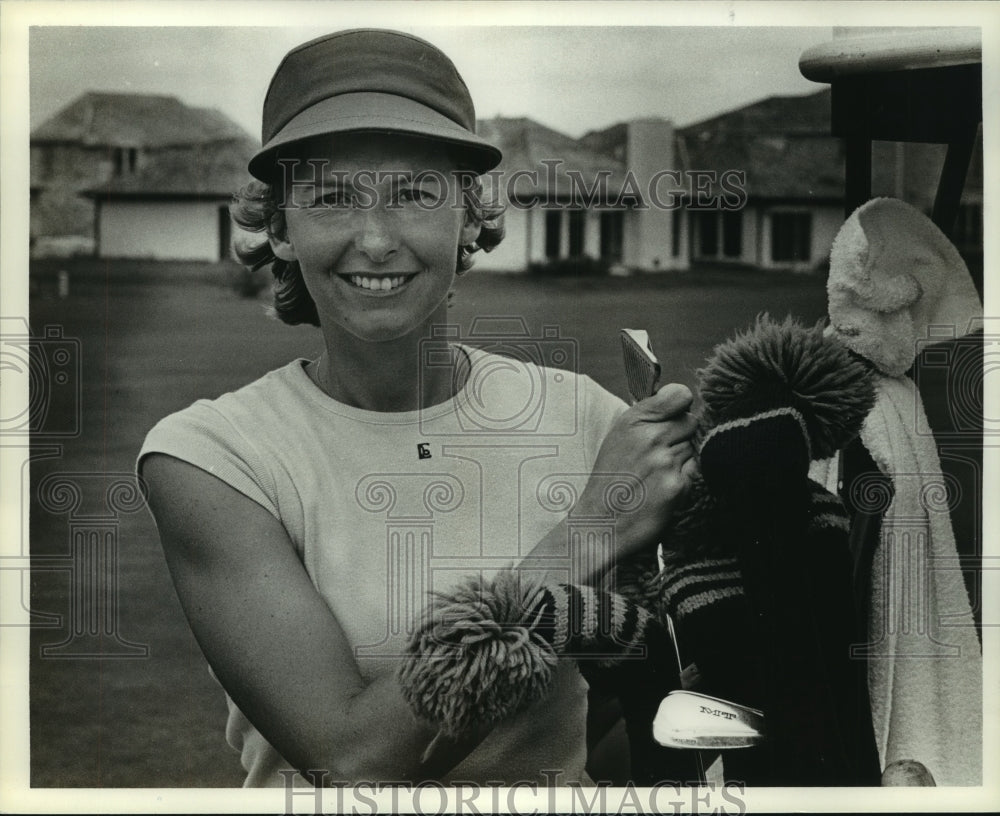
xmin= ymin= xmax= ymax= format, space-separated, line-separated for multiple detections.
xmin=135 ymin=27 xmax=699 ymax=789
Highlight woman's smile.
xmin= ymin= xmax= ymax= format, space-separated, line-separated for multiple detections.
xmin=339 ymin=271 xmax=421 ymax=294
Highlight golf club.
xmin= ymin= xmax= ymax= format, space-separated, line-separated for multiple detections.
xmin=652 ymin=690 xmax=766 ymax=750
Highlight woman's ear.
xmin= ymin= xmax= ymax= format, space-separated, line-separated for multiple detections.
xmin=460 ymin=214 xmax=482 ymax=247
xmin=269 ymin=231 xmax=297 ymax=262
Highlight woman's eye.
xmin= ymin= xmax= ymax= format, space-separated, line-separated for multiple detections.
xmin=398 ymin=187 xmax=440 ymax=205
xmin=318 ymin=191 xmax=353 ymax=208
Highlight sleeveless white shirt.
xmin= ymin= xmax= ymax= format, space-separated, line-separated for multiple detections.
xmin=139 ymin=348 xmax=627 ymax=786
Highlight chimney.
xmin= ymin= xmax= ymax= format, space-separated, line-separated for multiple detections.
xmin=622 ymin=118 xmax=680 ymax=271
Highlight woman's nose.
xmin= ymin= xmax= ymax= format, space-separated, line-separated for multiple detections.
xmin=354 ymin=208 xmax=398 ymax=263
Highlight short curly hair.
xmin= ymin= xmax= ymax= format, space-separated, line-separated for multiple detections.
xmin=229 ymin=147 xmax=505 ymax=327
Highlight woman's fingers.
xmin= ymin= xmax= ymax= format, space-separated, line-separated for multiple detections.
xmin=668 ymin=439 xmax=695 ymax=464
xmin=634 ymin=383 xmax=694 ymax=420
xmin=680 ymin=454 xmax=701 ymax=480
xmin=660 ymin=413 xmax=698 ymax=447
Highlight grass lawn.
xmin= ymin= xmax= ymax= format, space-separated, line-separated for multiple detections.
xmin=27 ymin=258 xmax=827 ymax=787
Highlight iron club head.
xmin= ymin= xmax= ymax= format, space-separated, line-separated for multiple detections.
xmin=652 ymin=690 xmax=766 ymax=749
xmin=620 ymin=328 xmax=661 ymax=403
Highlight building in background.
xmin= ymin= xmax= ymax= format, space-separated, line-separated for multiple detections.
xmin=30 ymin=92 xmax=256 ymax=261
xmin=477 ymin=92 xmax=849 ymax=275
xmin=479 ymin=88 xmax=982 ymax=274
xmin=675 ymin=88 xmax=983 ymax=273
xmin=677 ymin=89 xmax=845 ymax=272
xmin=85 ymin=139 xmax=256 ymax=262
xmin=30 ymin=89 xmax=981 ymax=271
xmin=475 ymin=116 xmax=685 ymax=273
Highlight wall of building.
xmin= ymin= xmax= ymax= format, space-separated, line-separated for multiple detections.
xmin=584 ymin=210 xmax=602 ymax=259
xmin=488 ymin=205 xmax=622 ymax=272
xmin=30 ymin=144 xmax=109 ymax=254
xmin=474 ymin=205 xmax=530 ymax=272
xmin=740 ymin=207 xmax=760 ymax=266
xmin=98 ymin=200 xmax=225 ymax=261
xmin=525 ymin=207 xmax=548 ymax=265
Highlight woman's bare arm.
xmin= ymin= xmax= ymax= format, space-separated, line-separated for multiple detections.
xmin=142 ymin=453 xmax=486 ymax=785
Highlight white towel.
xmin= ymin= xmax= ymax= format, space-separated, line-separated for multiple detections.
xmin=812 ymin=197 xmax=983 ymax=785
xmin=828 ymin=197 xmax=982 ymax=377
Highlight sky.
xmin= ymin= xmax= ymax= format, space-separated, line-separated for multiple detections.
xmin=27 ymin=24 xmax=838 ymax=141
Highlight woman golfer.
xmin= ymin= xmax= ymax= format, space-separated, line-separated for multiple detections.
xmin=139 ymin=28 xmax=696 ymax=787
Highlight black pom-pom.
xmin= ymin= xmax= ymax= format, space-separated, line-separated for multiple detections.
xmin=697 ymin=314 xmax=875 ymax=460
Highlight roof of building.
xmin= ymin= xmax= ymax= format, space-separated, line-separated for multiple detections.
xmin=32 ymin=91 xmax=253 ymax=148
xmin=573 ymin=91 xmax=847 ymax=203
xmin=477 ymin=117 xmax=627 ymax=202
xmin=683 ymin=88 xmax=834 ymax=139
xmin=87 ymin=137 xmax=258 ymax=199
xmin=677 ymin=88 xmax=845 ymax=201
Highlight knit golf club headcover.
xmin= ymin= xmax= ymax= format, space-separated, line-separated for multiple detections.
xmin=645 ymin=314 xmax=883 ymax=784
xmin=398 ymin=569 xmax=670 ymax=736
xmin=658 ymin=482 xmax=853 ymax=703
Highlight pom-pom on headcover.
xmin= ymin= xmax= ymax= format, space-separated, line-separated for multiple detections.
xmin=693 ymin=314 xmax=874 ymax=509
xmin=398 ymin=570 xmax=664 ymax=736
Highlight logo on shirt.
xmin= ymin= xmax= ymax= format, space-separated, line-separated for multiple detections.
xmin=417 ymin=443 xmax=432 ymax=460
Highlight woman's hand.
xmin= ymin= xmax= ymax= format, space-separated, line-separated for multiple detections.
xmin=576 ymin=383 xmax=698 ymax=560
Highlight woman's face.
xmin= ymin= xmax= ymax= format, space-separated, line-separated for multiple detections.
xmin=271 ymin=132 xmax=480 ymax=343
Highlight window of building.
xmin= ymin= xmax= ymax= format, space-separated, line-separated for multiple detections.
xmin=672 ymin=209 xmax=682 ymax=258
xmin=698 ymin=211 xmax=718 ymax=257
xmin=600 ymin=210 xmax=624 ymax=261
xmin=545 ymin=210 xmax=562 ymax=258
xmin=112 ymin=146 xmax=139 ymax=177
xmin=568 ymin=210 xmax=586 ymax=257
xmin=722 ymin=210 xmax=742 ymax=258
xmin=771 ymin=212 xmax=812 ymax=262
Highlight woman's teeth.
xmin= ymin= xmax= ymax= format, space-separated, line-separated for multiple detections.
xmin=349 ymin=275 xmax=411 ymax=291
